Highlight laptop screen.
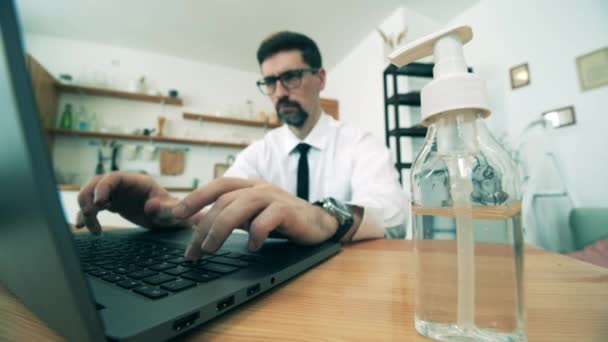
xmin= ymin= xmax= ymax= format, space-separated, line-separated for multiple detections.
xmin=0 ymin=1 xmax=105 ymax=341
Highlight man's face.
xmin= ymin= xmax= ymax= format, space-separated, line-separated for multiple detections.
xmin=260 ymin=50 xmax=325 ymax=127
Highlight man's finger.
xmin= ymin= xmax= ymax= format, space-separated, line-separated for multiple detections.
xmin=185 ymin=191 xmax=239 ymax=259
xmin=172 ymin=177 xmax=256 ymax=219
xmin=247 ymin=202 xmax=286 ymax=251
xmin=82 ymin=209 xmax=102 ymax=235
xmin=77 ymin=175 xmax=102 ymax=216
xmin=75 ymin=210 xmax=85 ymax=228
xmin=92 ymin=172 xmax=125 ymax=206
xmin=202 ymin=190 xmax=271 ymax=253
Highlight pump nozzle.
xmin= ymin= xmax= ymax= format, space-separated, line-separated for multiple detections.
xmin=388 ymin=25 xmax=490 ymax=126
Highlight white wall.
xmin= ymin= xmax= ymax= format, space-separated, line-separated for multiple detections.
xmin=445 ymin=0 xmax=608 ymax=251
xmin=25 ymin=34 xmax=276 ymax=226
xmin=324 ymin=6 xmax=441 ymax=188
xmin=447 ymin=0 xmax=608 ymax=208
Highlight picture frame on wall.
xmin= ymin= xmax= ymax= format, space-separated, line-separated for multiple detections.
xmin=576 ymin=47 xmax=608 ymax=91
xmin=542 ymin=106 xmax=576 ymax=129
xmin=509 ymin=63 xmax=530 ymax=89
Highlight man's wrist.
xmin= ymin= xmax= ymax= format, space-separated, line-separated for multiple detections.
xmin=313 ymin=198 xmax=355 ymax=243
xmin=315 ymin=205 xmax=339 ymax=241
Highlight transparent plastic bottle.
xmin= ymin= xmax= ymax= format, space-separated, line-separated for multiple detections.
xmin=411 ymin=110 xmax=524 ymax=341
xmin=389 ymin=26 xmax=525 ymax=341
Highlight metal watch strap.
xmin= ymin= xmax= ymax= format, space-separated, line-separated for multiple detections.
xmin=314 ymin=198 xmax=354 ymax=243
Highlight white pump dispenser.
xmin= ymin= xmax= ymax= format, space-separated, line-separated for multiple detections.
xmin=389 ymin=26 xmax=490 ymax=126
xmin=389 ymin=26 xmax=526 ymax=342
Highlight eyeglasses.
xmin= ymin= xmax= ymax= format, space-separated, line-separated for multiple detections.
xmin=256 ymin=68 xmax=319 ymax=95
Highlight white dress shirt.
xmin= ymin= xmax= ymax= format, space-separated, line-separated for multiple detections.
xmin=224 ymin=113 xmax=408 ymax=239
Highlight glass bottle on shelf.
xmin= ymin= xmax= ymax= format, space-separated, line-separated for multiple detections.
xmin=76 ymin=105 xmax=89 ymax=131
xmin=89 ymin=112 xmax=99 ymax=132
xmin=59 ymin=103 xmax=73 ymax=129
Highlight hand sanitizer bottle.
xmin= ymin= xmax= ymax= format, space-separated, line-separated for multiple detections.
xmin=389 ymin=26 xmax=525 ymax=341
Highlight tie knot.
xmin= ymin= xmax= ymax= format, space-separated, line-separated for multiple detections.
xmin=295 ymin=143 xmax=310 ymax=155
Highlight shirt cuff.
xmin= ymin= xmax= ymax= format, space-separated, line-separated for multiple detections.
xmin=346 ymin=204 xmax=385 ymax=240
xmin=346 ymin=202 xmax=408 ymax=240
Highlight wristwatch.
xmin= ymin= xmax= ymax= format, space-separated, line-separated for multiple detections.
xmin=313 ymin=197 xmax=354 ymax=243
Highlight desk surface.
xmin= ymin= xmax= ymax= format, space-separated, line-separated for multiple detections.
xmin=1 ymin=239 xmax=607 ymax=341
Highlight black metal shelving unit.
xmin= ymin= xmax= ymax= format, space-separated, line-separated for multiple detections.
xmin=383 ymin=62 xmax=433 ymax=184
xmin=383 ymin=63 xmax=473 ymax=184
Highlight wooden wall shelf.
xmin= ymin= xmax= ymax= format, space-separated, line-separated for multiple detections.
xmin=47 ymin=128 xmax=248 ymax=149
xmin=183 ymin=112 xmax=281 ymax=128
xmin=56 ymin=83 xmax=183 ymax=106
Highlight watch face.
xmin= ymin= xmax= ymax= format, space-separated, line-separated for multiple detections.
xmin=327 ymin=197 xmax=353 ymax=220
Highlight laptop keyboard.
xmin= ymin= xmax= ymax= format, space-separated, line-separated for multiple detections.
xmin=74 ymin=235 xmax=261 ymax=300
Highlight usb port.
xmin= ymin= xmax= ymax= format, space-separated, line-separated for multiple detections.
xmin=216 ymin=296 xmax=234 ymax=311
xmin=247 ymin=284 xmax=260 ymax=296
xmin=173 ymin=311 xmax=200 ymax=331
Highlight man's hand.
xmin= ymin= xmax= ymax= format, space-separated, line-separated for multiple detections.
xmin=171 ymin=177 xmax=339 ymax=259
xmin=76 ymin=172 xmax=199 ymax=234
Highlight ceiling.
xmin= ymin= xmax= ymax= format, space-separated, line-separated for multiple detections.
xmin=17 ymin=0 xmax=477 ymax=73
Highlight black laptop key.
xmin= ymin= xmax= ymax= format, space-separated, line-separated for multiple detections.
xmin=158 ymin=254 xmax=177 ymax=261
xmin=239 ymin=254 xmax=267 ymax=264
xmin=88 ymin=269 xmax=108 ymax=277
xmin=149 ymin=262 xmax=174 ymax=271
xmin=81 ymin=264 xmax=95 ymax=272
xmin=134 ymin=286 xmax=168 ymax=300
xmin=143 ymin=273 xmax=176 ymax=285
xmin=181 ymin=270 xmax=220 ymax=283
xmin=213 ymin=249 xmax=231 ymax=256
xmin=201 ymin=263 xmax=239 ymax=275
xmin=90 ymin=260 xmax=114 ymax=267
xmin=101 ymin=274 xmax=123 ymax=283
xmin=101 ymin=263 xmax=125 ymax=271
xmin=161 ymin=279 xmax=196 ymax=292
xmin=210 ymin=256 xmax=249 ymax=268
xmin=114 ymin=265 xmax=142 ymax=275
xmin=136 ymin=258 xmax=161 ymax=267
xmin=167 ymin=248 xmax=185 ymax=255
xmin=166 ymin=256 xmax=188 ymax=264
xmin=117 ymin=280 xmax=141 ymax=289
xmin=128 ymin=269 xmax=158 ymax=280
xmin=163 ymin=266 xmax=192 ymax=276
xmin=223 ymin=252 xmax=246 ymax=259
xmin=181 ymin=260 xmax=206 ymax=268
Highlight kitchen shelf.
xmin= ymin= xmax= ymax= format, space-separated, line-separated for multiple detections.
xmin=56 ymin=83 xmax=183 ymax=106
xmin=47 ymin=128 xmax=248 ymax=149
xmin=183 ymin=112 xmax=281 ymax=128
xmin=58 ymin=184 xmax=194 ymax=192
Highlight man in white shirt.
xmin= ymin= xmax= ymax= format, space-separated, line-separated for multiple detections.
xmin=76 ymin=31 xmax=407 ymax=258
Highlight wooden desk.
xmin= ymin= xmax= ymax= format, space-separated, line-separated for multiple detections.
xmin=1 ymin=240 xmax=607 ymax=341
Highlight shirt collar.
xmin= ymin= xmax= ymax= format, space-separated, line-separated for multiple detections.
xmin=282 ymin=112 xmax=331 ymax=155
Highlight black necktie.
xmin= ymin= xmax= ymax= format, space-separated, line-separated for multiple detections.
xmin=295 ymin=143 xmax=311 ymax=201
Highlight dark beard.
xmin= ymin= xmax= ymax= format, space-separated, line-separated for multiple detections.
xmin=276 ymin=97 xmax=309 ymax=127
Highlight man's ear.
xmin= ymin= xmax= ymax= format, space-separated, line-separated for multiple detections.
xmin=317 ymin=68 xmax=326 ymax=91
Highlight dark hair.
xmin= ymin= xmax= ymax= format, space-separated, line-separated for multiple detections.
xmin=257 ymin=31 xmax=322 ymax=68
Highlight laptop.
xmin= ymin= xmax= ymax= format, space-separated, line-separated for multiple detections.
xmin=0 ymin=2 xmax=341 ymax=341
